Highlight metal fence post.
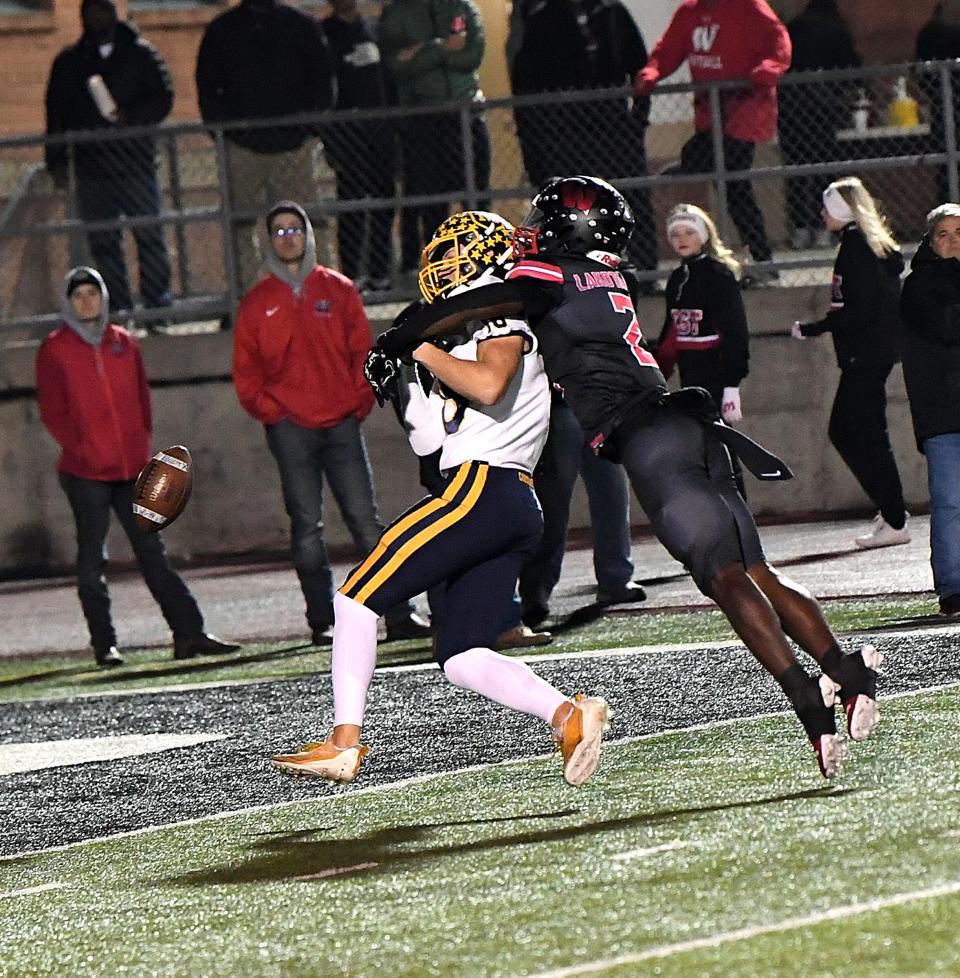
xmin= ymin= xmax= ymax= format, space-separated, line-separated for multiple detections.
xmin=166 ymin=131 xmax=191 ymax=298
xmin=708 ymin=83 xmax=732 ymax=243
xmin=65 ymin=139 xmax=84 ymax=267
xmin=941 ymin=61 xmax=959 ymax=203
xmin=213 ymin=126 xmax=239 ymax=320
xmin=461 ymin=103 xmax=477 ymax=209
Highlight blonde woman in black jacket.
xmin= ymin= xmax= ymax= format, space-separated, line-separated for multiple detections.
xmin=791 ymin=176 xmax=908 ymax=549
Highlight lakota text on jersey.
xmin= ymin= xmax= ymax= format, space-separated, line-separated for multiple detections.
xmin=573 ymin=269 xmax=629 ymax=292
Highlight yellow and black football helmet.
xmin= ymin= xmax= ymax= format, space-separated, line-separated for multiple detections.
xmin=418 ymin=210 xmax=515 ymax=303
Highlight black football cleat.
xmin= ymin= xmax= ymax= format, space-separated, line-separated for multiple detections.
xmin=837 ymin=644 xmax=883 ymax=742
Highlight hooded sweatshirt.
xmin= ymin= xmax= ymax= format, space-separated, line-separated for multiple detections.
xmin=899 ymin=235 xmax=960 ymax=450
xmin=637 ymin=0 xmax=791 ymax=142
xmin=36 ymin=267 xmax=152 ymax=481
xmin=233 ymin=207 xmax=376 ymax=428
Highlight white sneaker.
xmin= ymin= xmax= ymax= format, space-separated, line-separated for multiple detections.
xmin=855 ymin=513 xmax=910 ymax=549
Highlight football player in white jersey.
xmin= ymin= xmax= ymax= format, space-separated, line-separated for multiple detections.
xmin=270 ymin=211 xmax=610 ymax=787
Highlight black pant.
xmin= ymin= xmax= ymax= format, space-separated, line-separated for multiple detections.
xmin=828 ymin=362 xmax=907 ymax=528
xmin=399 ymin=111 xmax=491 ymax=271
xmin=679 ymin=132 xmax=772 ymax=263
xmin=514 ymin=99 xmax=657 ymax=272
xmin=329 ymin=123 xmax=397 ymax=282
xmin=59 ymin=474 xmax=204 ymax=649
xmin=76 ymin=165 xmax=172 ymax=312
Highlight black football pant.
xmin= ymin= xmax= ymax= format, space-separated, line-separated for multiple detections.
xmin=679 ymin=132 xmax=772 ymax=264
xmin=59 ymin=473 xmax=204 ymax=650
xmin=616 ymin=408 xmax=764 ymax=595
xmin=828 ymin=363 xmax=907 ymax=529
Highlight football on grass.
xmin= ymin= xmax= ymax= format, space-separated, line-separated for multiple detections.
xmin=133 ymin=445 xmax=193 ymax=533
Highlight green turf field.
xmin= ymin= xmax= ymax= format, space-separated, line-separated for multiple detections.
xmin=0 ymin=595 xmax=938 ymax=702
xmin=2 ymin=686 xmax=958 ymax=978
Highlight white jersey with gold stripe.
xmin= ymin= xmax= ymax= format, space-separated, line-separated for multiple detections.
xmin=400 ymin=272 xmax=550 ymax=476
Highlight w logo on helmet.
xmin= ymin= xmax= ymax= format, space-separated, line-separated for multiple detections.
xmin=561 ymin=182 xmax=597 ymax=213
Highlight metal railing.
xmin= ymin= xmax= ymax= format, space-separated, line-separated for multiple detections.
xmin=0 ymin=59 xmax=956 ymax=338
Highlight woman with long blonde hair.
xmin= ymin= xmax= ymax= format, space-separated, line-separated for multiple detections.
xmin=657 ymin=203 xmax=749 ymax=422
xmin=791 ymin=176 xmax=908 ymax=549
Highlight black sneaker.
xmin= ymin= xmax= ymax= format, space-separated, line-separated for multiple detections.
xmin=939 ymin=594 xmax=960 ymax=618
xmin=311 ymin=625 xmax=334 ymax=645
xmin=173 ymin=634 xmax=242 ymax=660
xmin=597 ymin=581 xmax=647 ymax=606
xmin=94 ymin=645 xmax=124 ymax=668
xmin=385 ymin=613 xmax=431 ymax=641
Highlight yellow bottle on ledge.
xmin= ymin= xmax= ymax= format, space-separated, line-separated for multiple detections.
xmin=888 ymin=76 xmax=919 ymax=127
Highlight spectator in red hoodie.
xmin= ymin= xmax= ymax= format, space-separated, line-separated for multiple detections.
xmin=233 ymin=200 xmax=431 ymax=644
xmin=635 ymin=0 xmax=791 ymax=283
xmin=36 ymin=266 xmax=241 ymax=667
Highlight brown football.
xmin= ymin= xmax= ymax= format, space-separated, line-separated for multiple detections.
xmin=133 ymin=445 xmax=193 ymax=533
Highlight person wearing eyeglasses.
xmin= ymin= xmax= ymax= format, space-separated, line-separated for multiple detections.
xmin=233 ymin=200 xmax=432 ymax=645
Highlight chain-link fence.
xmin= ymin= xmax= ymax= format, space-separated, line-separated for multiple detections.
xmin=1 ymin=59 xmax=956 ymax=338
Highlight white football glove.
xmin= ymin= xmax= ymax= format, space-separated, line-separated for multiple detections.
xmin=790 ymin=320 xmax=806 ymax=340
xmin=721 ymin=387 xmax=742 ymax=423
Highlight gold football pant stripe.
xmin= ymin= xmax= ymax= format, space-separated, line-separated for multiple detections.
xmin=340 ymin=461 xmax=475 ymax=596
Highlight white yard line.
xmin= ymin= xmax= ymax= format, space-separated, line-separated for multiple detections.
xmin=294 ymin=862 xmax=379 ymax=881
xmin=2 ymin=678 xmax=957 ymax=864
xmin=517 ymin=880 xmax=960 ymax=978
xmin=12 ymin=623 xmax=955 ymax=702
xmin=0 ymin=733 xmax=227 ymax=776
xmin=0 ymin=882 xmax=68 ymax=899
xmin=611 ymin=840 xmax=695 ymax=861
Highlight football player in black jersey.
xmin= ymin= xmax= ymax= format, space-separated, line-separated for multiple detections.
xmin=371 ymin=176 xmax=882 ymax=779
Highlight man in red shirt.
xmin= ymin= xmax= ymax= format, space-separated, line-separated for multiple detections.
xmin=36 ymin=266 xmax=241 ymax=666
xmin=233 ymin=201 xmax=430 ymax=643
xmin=635 ymin=0 xmax=791 ymax=281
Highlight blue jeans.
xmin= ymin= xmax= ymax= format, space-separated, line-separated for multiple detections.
xmin=60 ymin=473 xmax=204 ymax=649
xmin=266 ymin=417 xmax=413 ymax=629
xmin=925 ymin=433 xmax=960 ymax=600
xmin=519 ymin=399 xmax=633 ymax=610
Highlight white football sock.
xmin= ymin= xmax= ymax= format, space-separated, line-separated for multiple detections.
xmin=332 ymin=592 xmax=380 ymax=727
xmin=443 ymin=646 xmax=568 ymax=724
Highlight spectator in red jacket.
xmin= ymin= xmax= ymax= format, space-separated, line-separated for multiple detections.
xmin=233 ymin=200 xmax=431 ymax=644
xmin=36 ymin=266 xmax=240 ymax=667
xmin=635 ymin=0 xmax=791 ymax=282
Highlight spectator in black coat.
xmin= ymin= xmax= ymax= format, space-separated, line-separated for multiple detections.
xmin=778 ymin=0 xmax=861 ymax=249
xmin=656 ymin=202 xmax=749 ymax=495
xmin=900 ymin=203 xmax=960 ymax=618
xmin=196 ymin=0 xmax=335 ymax=292
xmin=509 ymin=0 xmax=657 ymax=279
xmin=792 ymin=177 xmax=909 ymax=550
xmin=916 ymin=1 xmax=960 ymax=205
xmin=323 ymin=0 xmax=397 ymax=293
xmin=45 ymin=0 xmax=173 ymax=320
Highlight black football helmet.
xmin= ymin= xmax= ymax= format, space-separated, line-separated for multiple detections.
xmin=514 ymin=175 xmax=635 ymax=258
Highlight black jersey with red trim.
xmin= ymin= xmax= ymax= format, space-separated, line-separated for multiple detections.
xmin=504 ymin=255 xmax=666 ymax=446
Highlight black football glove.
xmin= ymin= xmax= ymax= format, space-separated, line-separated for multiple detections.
xmin=363 ymin=347 xmax=401 ymax=407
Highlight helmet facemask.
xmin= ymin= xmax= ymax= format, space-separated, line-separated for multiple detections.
xmin=419 ymin=211 xmax=515 ymax=302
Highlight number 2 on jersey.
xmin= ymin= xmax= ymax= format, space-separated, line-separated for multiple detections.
xmin=609 ymin=293 xmax=658 ymax=367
